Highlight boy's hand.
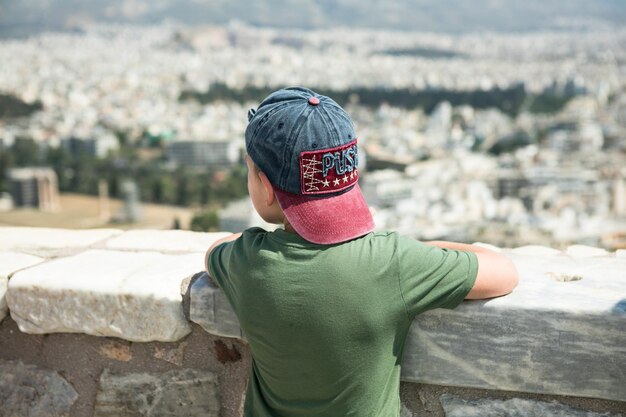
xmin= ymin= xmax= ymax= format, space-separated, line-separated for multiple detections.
xmin=424 ymin=240 xmax=519 ymax=300
xmin=204 ymin=233 xmax=242 ymax=273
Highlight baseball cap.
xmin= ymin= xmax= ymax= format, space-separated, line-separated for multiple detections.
xmin=245 ymin=87 xmax=375 ymax=244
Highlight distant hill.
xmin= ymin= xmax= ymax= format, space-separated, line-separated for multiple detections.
xmin=0 ymin=0 xmax=625 ymax=38
xmin=0 ymin=94 xmax=42 ymax=119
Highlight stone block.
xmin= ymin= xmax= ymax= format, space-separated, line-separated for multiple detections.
xmin=400 ymin=402 xmax=413 ymax=417
xmin=0 ymin=360 xmax=78 ymax=417
xmin=566 ymin=245 xmax=609 ymax=258
xmin=154 ymin=342 xmax=186 ymax=366
xmin=0 ymin=227 xmax=121 ymax=257
xmin=0 ymin=277 xmax=5 ymax=324
xmin=401 ymin=252 xmax=626 ymax=402
xmin=511 ymin=245 xmax=561 ymax=256
xmin=7 ymin=249 xmax=201 ymax=342
xmin=471 ymin=242 xmax=502 ymax=252
xmin=439 ymin=394 xmax=623 ymax=417
xmin=105 ymin=230 xmax=232 ymax=253
xmin=189 ymin=272 xmax=243 ymax=339
xmin=99 ymin=340 xmax=133 ymax=362
xmin=94 ymin=368 xmax=219 ymax=417
xmin=0 ymin=251 xmax=44 ymax=323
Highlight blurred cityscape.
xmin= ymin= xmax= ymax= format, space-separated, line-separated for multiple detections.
xmin=0 ymin=17 xmax=625 ymax=249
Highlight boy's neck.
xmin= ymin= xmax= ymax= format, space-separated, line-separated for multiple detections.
xmin=284 ymin=221 xmax=298 ymax=235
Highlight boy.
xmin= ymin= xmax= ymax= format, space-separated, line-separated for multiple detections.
xmin=205 ymin=87 xmax=519 ymax=417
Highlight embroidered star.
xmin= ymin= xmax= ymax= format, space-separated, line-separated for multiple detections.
xmin=342 ymin=175 xmax=349 ymax=183
xmin=349 ymin=172 xmax=354 ymax=180
xmin=333 ymin=178 xmax=340 ymax=186
xmin=322 ymin=179 xmax=330 ymax=187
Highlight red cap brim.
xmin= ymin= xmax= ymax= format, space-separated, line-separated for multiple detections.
xmin=274 ymin=183 xmax=375 ymax=244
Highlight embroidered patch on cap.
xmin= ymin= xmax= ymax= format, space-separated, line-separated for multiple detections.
xmin=299 ymin=140 xmax=359 ymax=195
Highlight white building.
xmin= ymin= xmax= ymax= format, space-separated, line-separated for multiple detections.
xmin=166 ymin=140 xmax=242 ymax=170
xmin=8 ymin=167 xmax=59 ymax=211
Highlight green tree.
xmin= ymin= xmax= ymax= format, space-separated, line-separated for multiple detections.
xmin=199 ymin=173 xmax=213 ymax=206
xmin=12 ymin=137 xmax=40 ymax=166
xmin=176 ymin=169 xmax=191 ymax=206
xmin=150 ymin=175 xmax=176 ymax=204
xmin=46 ymin=146 xmax=72 ymax=191
xmin=69 ymin=154 xmax=99 ymax=194
xmin=190 ymin=210 xmax=220 ymax=232
xmin=0 ymin=148 xmax=14 ymax=192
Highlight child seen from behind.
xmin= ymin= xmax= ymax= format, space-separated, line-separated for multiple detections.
xmin=206 ymin=87 xmax=519 ymax=417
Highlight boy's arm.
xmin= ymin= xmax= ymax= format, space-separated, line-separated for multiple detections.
xmin=423 ymin=241 xmax=519 ymax=300
xmin=204 ymin=233 xmax=242 ymax=273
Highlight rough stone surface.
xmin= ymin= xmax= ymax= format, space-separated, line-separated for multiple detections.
xmin=0 ymin=360 xmax=78 ymax=417
xmin=401 ymin=383 xmax=626 ymax=417
xmin=0 ymin=227 xmax=121 ymax=257
xmin=99 ymin=340 xmax=133 ymax=362
xmin=0 ymin=277 xmax=5 ymax=323
xmin=544 ymin=271 xmax=583 ymax=282
xmin=7 ymin=249 xmax=200 ymax=341
xmin=105 ymin=230 xmax=232 ymax=253
xmin=213 ymin=340 xmax=243 ymax=364
xmin=189 ymin=272 xmax=243 ymax=339
xmin=153 ymin=342 xmax=186 ymax=366
xmin=94 ymin=368 xmax=220 ymax=417
xmin=439 ymin=394 xmax=623 ymax=417
xmin=401 ymin=402 xmax=414 ymax=417
xmin=471 ymin=242 xmax=502 ymax=252
xmin=0 ymin=251 xmax=44 ymax=323
xmin=511 ymin=245 xmax=561 ymax=256
xmin=0 ymin=318 xmax=251 ymax=417
xmin=402 ymin=252 xmax=626 ymax=402
xmin=566 ymin=245 xmax=609 ymax=258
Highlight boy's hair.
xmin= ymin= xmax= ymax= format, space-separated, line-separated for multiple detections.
xmin=247 ymin=156 xmax=261 ymax=174
xmin=245 ymin=87 xmax=374 ymax=244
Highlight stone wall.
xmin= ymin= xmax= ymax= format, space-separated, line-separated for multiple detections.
xmin=0 ymin=227 xmax=624 ymax=417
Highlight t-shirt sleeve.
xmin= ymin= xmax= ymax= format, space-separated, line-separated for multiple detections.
xmin=206 ymin=239 xmax=237 ymax=296
xmin=206 ymin=228 xmax=264 ymax=306
xmin=396 ymin=235 xmax=479 ymax=318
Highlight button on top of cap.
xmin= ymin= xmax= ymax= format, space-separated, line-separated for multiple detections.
xmin=308 ymin=96 xmax=320 ymax=106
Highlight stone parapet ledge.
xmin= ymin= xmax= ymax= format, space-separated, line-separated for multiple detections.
xmin=8 ymin=249 xmax=201 ymax=341
xmin=1 ymin=227 xmax=228 ymax=342
xmin=103 ymin=229 xmax=232 ymax=254
xmin=0 ymin=251 xmax=45 ymax=323
xmin=188 ymin=272 xmax=246 ymax=340
xmin=188 ymin=242 xmax=626 ymax=403
xmin=1 ymin=227 xmax=625 ymax=405
xmin=0 ymin=227 xmax=123 ymax=257
xmin=403 ymin=245 xmax=625 ymax=403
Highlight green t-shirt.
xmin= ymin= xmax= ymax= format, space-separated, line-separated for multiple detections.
xmin=208 ymin=227 xmax=478 ymax=417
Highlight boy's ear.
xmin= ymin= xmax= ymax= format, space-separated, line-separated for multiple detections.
xmin=257 ymin=170 xmax=276 ymax=206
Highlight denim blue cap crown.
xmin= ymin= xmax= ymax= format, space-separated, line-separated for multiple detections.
xmin=245 ymin=87 xmax=357 ymax=195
